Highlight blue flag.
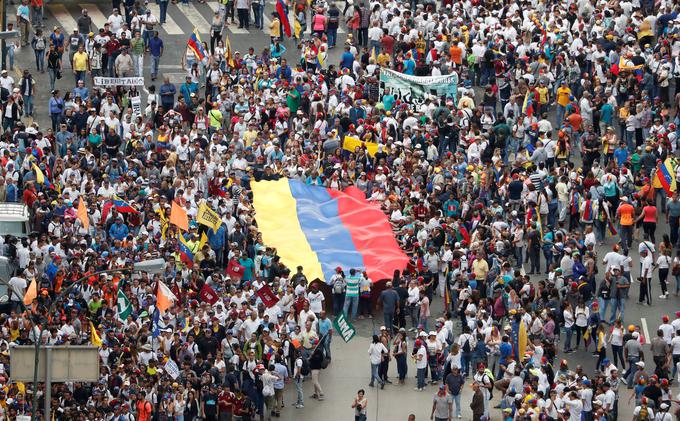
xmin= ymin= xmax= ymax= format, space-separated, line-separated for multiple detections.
xmin=152 ymin=308 xmax=161 ymax=338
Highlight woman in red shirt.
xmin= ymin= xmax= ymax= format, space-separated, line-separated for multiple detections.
xmin=636 ymin=200 xmax=658 ymax=243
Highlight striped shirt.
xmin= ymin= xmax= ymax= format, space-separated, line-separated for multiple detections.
xmin=345 ymin=275 xmax=361 ymax=297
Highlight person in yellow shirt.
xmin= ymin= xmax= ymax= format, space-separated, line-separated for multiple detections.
xmin=556 ymin=80 xmax=572 ymax=125
xmin=72 ymin=45 xmax=89 ymax=85
xmin=269 ymin=12 xmax=281 ymax=42
xmin=536 ymin=81 xmax=549 ymax=112
xmin=472 ymin=254 xmax=489 ymax=282
xmin=208 ymin=104 xmax=223 ymax=133
xmin=376 ymin=51 xmax=391 ymax=67
xmin=242 ymin=122 xmax=258 ymax=146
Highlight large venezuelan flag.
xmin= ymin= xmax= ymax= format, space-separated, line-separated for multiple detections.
xmin=252 ymin=179 xmax=408 ymax=283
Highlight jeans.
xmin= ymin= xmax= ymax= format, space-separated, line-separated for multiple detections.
xmin=395 ymin=354 xmax=407 ymax=380
xmin=23 ymin=95 xmax=33 ymax=116
xmin=294 ymin=377 xmax=303 ymax=405
xmin=327 ymin=26 xmax=338 ymax=47
xmin=416 ymin=367 xmax=426 ymax=389
xmin=620 ymin=225 xmax=633 ymax=251
xmin=609 ymin=298 xmax=626 ymax=323
xmin=611 ymin=344 xmax=624 ymax=369
xmin=143 ymin=30 xmax=153 ymax=48
xmin=556 ymin=104 xmax=566 ymax=126
xmin=461 ymin=351 xmax=472 ymax=376
xmin=624 ymin=356 xmax=639 ymax=386
xmin=564 ymin=326 xmax=573 ymax=351
xmin=35 ymin=50 xmax=45 ymax=71
xmin=332 ymin=293 xmax=344 ymax=315
xmin=452 ymin=394 xmax=462 ymax=417
xmin=151 ymin=55 xmax=161 ymax=78
xmin=383 ymin=312 xmax=394 ymax=333
xmin=599 ymin=297 xmax=609 ymax=321
xmin=252 ymin=3 xmax=263 ymax=29
xmin=343 ymin=296 xmax=359 ymax=320
xmin=75 ymin=70 xmax=86 ymax=84
xmin=159 ymin=0 xmax=169 ymax=22
xmin=370 ymin=363 xmax=383 ymax=386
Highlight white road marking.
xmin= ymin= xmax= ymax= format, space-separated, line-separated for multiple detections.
xmin=147 ymin=3 xmax=183 ymax=35
xmin=47 ymin=4 xmax=79 ymax=33
xmin=180 ymin=2 xmax=212 ymax=34
xmin=641 ymin=317 xmax=650 ymax=345
xmin=81 ymin=4 xmax=108 ymax=29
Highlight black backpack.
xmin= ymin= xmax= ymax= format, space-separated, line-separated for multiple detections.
xmin=462 ymin=335 xmax=471 ymax=353
xmin=300 ymin=357 xmax=311 ymax=376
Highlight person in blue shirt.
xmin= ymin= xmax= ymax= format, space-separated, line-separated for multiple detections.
xmin=208 ymin=225 xmax=226 ymax=265
xmin=159 ymin=77 xmax=176 ymax=112
xmin=403 ymin=52 xmax=416 ymax=75
xmin=5 ymin=178 xmax=17 ymax=202
xmin=148 ymin=31 xmax=164 ymax=80
xmin=109 ymin=217 xmax=129 ymax=241
xmin=179 ymin=76 xmax=198 ymax=103
xmin=318 ymin=311 xmax=333 ymax=357
xmin=270 ymin=40 xmax=286 ymax=61
xmin=613 ymin=142 xmax=628 ymax=167
xmin=275 ymin=59 xmax=292 ymax=82
xmin=238 ymin=251 xmax=255 ymax=283
xmin=339 ymin=46 xmax=354 ymax=70
xmin=72 ymin=80 xmax=89 ymax=100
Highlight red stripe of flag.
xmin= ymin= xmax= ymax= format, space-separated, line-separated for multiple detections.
xmin=276 ymin=0 xmax=291 ymax=37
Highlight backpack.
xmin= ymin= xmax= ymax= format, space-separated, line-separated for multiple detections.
xmin=639 ymin=405 xmax=650 ymax=421
xmin=462 ymin=335 xmax=471 ymax=353
xmin=332 ymin=278 xmax=345 ymax=294
xmin=35 ymin=36 xmax=45 ymax=50
xmin=300 ymin=357 xmax=311 ymax=376
xmin=484 ymin=369 xmax=495 ymax=398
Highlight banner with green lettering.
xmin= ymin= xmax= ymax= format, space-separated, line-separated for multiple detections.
xmin=332 ymin=312 xmax=357 ymax=343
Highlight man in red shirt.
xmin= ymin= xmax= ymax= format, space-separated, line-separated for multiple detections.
xmin=218 ymin=384 xmax=236 ymax=419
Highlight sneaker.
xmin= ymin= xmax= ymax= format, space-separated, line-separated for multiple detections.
xmin=295 ymin=404 xmax=304 ymax=409
xmin=414 ymin=387 xmax=421 ymax=391
xmin=621 ymin=378 xmax=628 ymax=385
xmin=659 ymin=294 xmax=667 ymax=299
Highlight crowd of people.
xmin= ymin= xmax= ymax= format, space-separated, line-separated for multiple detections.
xmin=0 ymin=0 xmax=679 ymax=419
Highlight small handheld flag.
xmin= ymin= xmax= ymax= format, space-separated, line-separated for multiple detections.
xmin=187 ymin=30 xmax=208 ymax=62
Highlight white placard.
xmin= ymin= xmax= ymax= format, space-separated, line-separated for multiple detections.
xmin=94 ymin=77 xmax=145 ymax=86
xmin=164 ymin=359 xmax=180 ymax=379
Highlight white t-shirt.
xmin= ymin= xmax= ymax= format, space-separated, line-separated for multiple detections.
xmin=307 ymin=291 xmax=324 ymax=314
xmin=368 ymin=342 xmax=387 ymax=365
xmin=671 ymin=335 xmax=680 ymax=355
xmin=415 ymin=346 xmax=428 ymax=369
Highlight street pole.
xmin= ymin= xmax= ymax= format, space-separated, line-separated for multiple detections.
xmin=1 ymin=0 xmax=5 ymax=70
xmin=0 ymin=259 xmax=168 ymax=421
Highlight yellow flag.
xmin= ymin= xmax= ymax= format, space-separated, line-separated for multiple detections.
xmin=343 ymin=135 xmax=379 ymax=157
xmin=23 ymin=278 xmax=37 ymax=306
xmin=90 ymin=322 xmax=102 ymax=347
xmin=224 ymin=35 xmax=234 ymax=68
xmin=199 ymin=231 xmax=208 ymax=250
xmin=32 ymin=162 xmax=45 ymax=184
xmin=518 ymin=321 xmax=527 ymax=359
xmin=196 ymin=202 xmax=222 ymax=231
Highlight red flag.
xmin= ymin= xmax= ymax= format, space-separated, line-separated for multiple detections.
xmin=256 ymin=285 xmax=280 ymax=308
xmin=199 ymin=283 xmax=219 ymax=305
xmin=226 ymin=259 xmax=245 ymax=281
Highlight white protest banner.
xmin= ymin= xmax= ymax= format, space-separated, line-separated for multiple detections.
xmin=130 ymin=96 xmax=142 ymax=117
xmin=164 ymin=359 xmax=180 ymax=379
xmin=379 ymin=68 xmax=458 ymax=106
xmin=94 ymin=76 xmax=145 ymax=86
